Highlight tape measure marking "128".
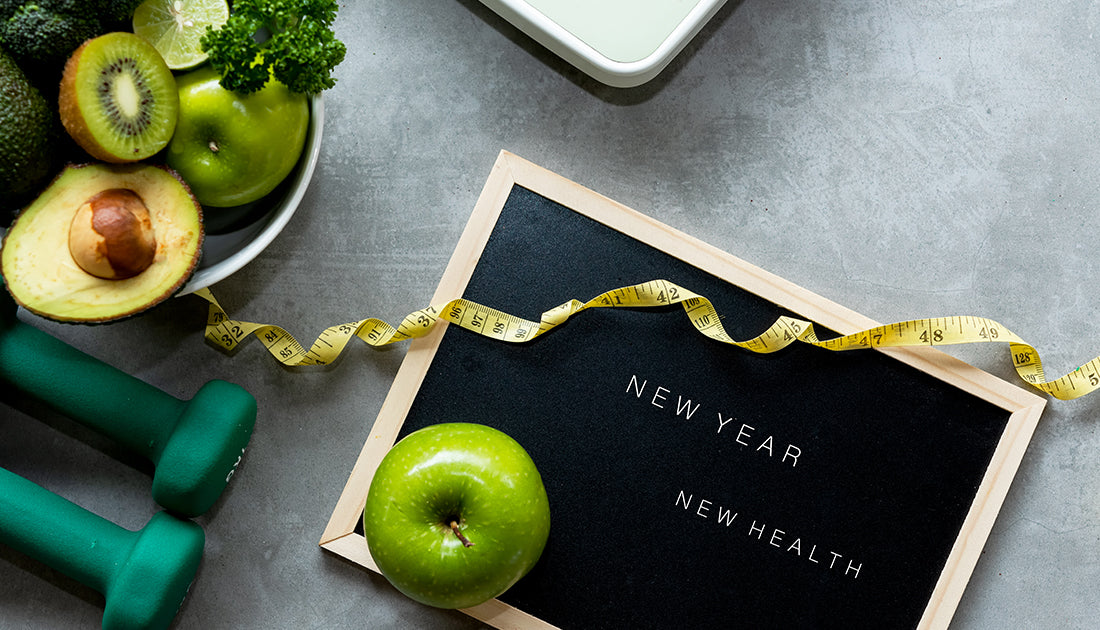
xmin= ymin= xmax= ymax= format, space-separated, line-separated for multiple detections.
xmin=195 ymin=279 xmax=1100 ymax=400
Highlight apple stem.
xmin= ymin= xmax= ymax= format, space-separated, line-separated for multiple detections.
xmin=450 ymin=520 xmax=474 ymax=548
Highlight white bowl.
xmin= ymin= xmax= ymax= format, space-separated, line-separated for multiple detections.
xmin=178 ymin=94 xmax=324 ymax=294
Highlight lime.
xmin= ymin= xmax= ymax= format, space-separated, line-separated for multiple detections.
xmin=132 ymin=0 xmax=229 ymax=70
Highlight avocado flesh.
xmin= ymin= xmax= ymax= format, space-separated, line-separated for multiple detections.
xmin=1 ymin=163 xmax=203 ymax=323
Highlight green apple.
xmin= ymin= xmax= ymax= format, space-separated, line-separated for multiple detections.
xmin=165 ymin=65 xmax=308 ymax=207
xmin=362 ymin=423 xmax=551 ymax=609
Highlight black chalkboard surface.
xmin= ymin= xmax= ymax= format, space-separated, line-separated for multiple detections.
xmin=322 ymin=152 xmax=1046 ymax=629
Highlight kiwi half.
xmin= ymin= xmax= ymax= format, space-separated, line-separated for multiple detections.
xmin=59 ymin=32 xmax=178 ymax=163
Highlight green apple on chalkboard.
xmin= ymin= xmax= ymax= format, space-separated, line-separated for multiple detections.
xmin=362 ymin=423 xmax=551 ymax=609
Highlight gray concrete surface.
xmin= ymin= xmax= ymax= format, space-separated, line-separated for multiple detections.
xmin=3 ymin=0 xmax=1100 ymax=628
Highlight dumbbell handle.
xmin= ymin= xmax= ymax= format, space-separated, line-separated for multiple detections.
xmin=0 ymin=465 xmax=131 ymax=591
xmin=0 ymin=321 xmax=181 ymax=458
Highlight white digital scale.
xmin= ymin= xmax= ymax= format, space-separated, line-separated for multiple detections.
xmin=479 ymin=0 xmax=729 ymax=88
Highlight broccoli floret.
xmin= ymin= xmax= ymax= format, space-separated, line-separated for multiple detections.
xmin=95 ymin=0 xmax=146 ymax=23
xmin=74 ymin=0 xmax=145 ymax=23
xmin=0 ymin=4 xmax=102 ymax=66
xmin=0 ymin=0 xmax=21 ymax=21
xmin=35 ymin=0 xmax=82 ymax=13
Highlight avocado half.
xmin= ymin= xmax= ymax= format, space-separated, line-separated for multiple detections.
xmin=1 ymin=163 xmax=203 ymax=323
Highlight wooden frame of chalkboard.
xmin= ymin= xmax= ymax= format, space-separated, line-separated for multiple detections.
xmin=321 ymin=151 xmax=1046 ymax=629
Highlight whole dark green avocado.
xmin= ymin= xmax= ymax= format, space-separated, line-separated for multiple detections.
xmin=0 ymin=47 xmax=58 ymax=217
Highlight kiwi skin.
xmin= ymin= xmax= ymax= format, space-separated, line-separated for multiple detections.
xmin=58 ymin=32 xmax=178 ymax=163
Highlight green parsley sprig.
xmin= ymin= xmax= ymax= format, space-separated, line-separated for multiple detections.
xmin=200 ymin=0 xmax=347 ymax=95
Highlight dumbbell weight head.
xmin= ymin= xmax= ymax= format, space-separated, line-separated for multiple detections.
xmin=103 ymin=512 xmax=205 ymax=630
xmin=0 ymin=467 xmax=204 ymax=630
xmin=150 ymin=379 xmax=256 ymax=517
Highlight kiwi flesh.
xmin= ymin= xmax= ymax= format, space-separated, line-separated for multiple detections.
xmin=59 ymin=32 xmax=178 ymax=163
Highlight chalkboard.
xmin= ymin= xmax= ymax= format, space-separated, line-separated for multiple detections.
xmin=322 ymin=151 xmax=1045 ymax=629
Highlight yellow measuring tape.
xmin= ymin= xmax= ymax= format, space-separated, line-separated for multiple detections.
xmin=195 ymin=278 xmax=1100 ymax=400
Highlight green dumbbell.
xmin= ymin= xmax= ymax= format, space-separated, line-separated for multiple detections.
xmin=0 ymin=290 xmax=257 ymax=517
xmin=0 ymin=466 xmax=204 ymax=630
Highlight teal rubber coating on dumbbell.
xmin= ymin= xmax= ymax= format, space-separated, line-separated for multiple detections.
xmin=1 ymin=289 xmax=257 ymax=517
xmin=0 ymin=467 xmax=205 ymax=630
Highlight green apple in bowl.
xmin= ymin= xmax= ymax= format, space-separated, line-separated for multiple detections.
xmin=362 ymin=423 xmax=551 ymax=609
xmin=165 ymin=65 xmax=309 ymax=208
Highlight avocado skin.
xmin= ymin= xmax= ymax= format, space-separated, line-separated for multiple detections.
xmin=0 ymin=47 xmax=59 ymax=220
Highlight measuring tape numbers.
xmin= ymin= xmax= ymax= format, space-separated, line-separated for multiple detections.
xmin=195 ymin=279 xmax=1100 ymax=400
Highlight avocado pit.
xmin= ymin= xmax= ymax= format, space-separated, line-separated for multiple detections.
xmin=69 ymin=189 xmax=157 ymax=280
